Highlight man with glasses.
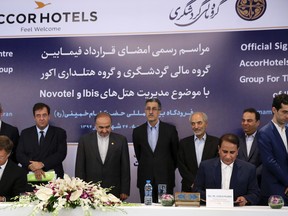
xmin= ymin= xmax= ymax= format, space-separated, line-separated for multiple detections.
xmin=258 ymin=93 xmax=288 ymax=205
xmin=0 ymin=135 xmax=27 ymax=202
xmin=16 ymin=103 xmax=67 ymax=182
xmin=75 ymin=112 xmax=130 ymax=201
xmin=133 ymin=98 xmax=179 ymax=203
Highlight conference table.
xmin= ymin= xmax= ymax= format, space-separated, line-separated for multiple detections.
xmin=0 ymin=203 xmax=287 ymax=216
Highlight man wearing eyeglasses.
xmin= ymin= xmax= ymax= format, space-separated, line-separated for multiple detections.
xmin=133 ymin=98 xmax=179 ymax=203
xmin=0 ymin=135 xmax=27 ymax=202
xmin=16 ymin=103 xmax=67 ymax=182
xmin=75 ymin=112 xmax=130 ymax=201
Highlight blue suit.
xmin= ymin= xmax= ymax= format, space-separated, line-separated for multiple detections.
xmin=193 ymin=158 xmax=260 ymax=205
xmin=258 ymin=121 xmax=288 ymax=205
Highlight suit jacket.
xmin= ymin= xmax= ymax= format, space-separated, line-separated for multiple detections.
xmin=178 ymin=134 xmax=219 ymax=192
xmin=258 ymin=121 xmax=288 ymax=204
xmin=16 ymin=125 xmax=67 ymax=178
xmin=193 ymin=158 xmax=260 ymax=205
xmin=75 ymin=132 xmax=130 ymax=198
xmin=237 ymin=132 xmax=262 ymax=179
xmin=0 ymin=121 xmax=19 ymax=163
xmin=0 ymin=159 xmax=28 ymax=201
xmin=132 ymin=121 xmax=179 ymax=191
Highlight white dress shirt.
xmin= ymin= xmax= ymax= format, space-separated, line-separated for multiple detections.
xmin=221 ymin=161 xmax=234 ymax=189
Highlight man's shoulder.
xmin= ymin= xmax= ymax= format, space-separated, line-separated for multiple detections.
xmin=259 ymin=121 xmax=273 ymax=133
xmin=201 ymin=157 xmax=219 ymax=166
xmin=133 ymin=122 xmax=147 ymax=131
xmin=235 ymin=158 xmax=256 ymax=169
xmin=180 ymin=135 xmax=194 ymax=144
xmin=21 ymin=126 xmax=36 ymax=134
xmin=159 ymin=121 xmax=177 ymax=130
xmin=1 ymin=121 xmax=18 ymax=130
xmin=110 ymin=132 xmax=127 ymax=140
xmin=48 ymin=125 xmax=66 ymax=133
xmin=206 ymin=134 xmax=220 ymax=142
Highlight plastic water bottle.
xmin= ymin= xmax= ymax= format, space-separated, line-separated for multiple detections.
xmin=144 ymin=180 xmax=153 ymax=205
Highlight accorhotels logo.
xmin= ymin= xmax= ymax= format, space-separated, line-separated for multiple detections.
xmin=0 ymin=1 xmax=98 ymax=24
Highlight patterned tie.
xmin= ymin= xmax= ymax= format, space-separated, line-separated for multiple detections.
xmin=39 ymin=131 xmax=45 ymax=146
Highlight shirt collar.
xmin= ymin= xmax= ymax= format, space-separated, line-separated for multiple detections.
xmin=36 ymin=125 xmax=49 ymax=134
xmin=272 ymin=120 xmax=286 ymax=132
xmin=0 ymin=158 xmax=8 ymax=170
xmin=147 ymin=120 xmax=160 ymax=130
xmin=245 ymin=131 xmax=257 ymax=138
xmin=194 ymin=133 xmax=207 ymax=141
xmin=220 ymin=160 xmax=234 ymax=169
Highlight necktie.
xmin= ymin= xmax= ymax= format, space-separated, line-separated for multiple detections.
xmin=39 ymin=131 xmax=45 ymax=146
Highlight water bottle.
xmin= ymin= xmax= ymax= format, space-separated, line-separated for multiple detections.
xmin=144 ymin=180 xmax=153 ymax=205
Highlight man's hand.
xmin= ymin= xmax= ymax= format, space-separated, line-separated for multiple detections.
xmin=34 ymin=169 xmax=46 ymax=181
xmin=28 ymin=161 xmax=44 ymax=171
xmin=235 ymin=196 xmax=248 ymax=206
xmin=120 ymin=193 xmax=128 ymax=201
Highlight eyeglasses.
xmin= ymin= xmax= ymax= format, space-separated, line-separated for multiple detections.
xmin=145 ymin=107 xmax=160 ymax=112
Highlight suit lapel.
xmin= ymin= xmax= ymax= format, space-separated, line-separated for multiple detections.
xmin=239 ymin=135 xmax=248 ymax=159
xmin=248 ymin=138 xmax=257 ymax=159
xmin=271 ymin=122 xmax=287 ymax=153
xmin=214 ymin=160 xmax=222 ymax=188
xmin=92 ymin=133 xmax=103 ymax=164
xmin=230 ymin=160 xmax=239 ymax=189
xmin=105 ymin=134 xmax=116 ymax=163
xmin=191 ymin=136 xmax=198 ymax=166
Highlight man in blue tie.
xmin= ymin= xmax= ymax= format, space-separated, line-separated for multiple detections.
xmin=133 ymin=98 xmax=179 ymax=203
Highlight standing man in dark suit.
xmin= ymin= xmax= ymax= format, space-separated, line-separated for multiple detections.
xmin=237 ymin=108 xmax=262 ymax=185
xmin=0 ymin=135 xmax=27 ymax=202
xmin=16 ymin=103 xmax=67 ymax=181
xmin=178 ymin=112 xmax=219 ymax=192
xmin=193 ymin=134 xmax=260 ymax=206
xmin=258 ymin=93 xmax=288 ymax=205
xmin=75 ymin=112 xmax=130 ymax=201
xmin=0 ymin=103 xmax=19 ymax=163
xmin=133 ymin=98 xmax=179 ymax=203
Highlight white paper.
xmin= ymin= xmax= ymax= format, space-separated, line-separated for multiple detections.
xmin=206 ymin=189 xmax=233 ymax=208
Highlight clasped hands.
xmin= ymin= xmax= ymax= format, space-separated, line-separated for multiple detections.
xmin=28 ymin=161 xmax=45 ymax=181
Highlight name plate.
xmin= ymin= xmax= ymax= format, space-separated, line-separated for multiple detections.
xmin=206 ymin=189 xmax=233 ymax=208
xmin=175 ymin=192 xmax=200 ymax=207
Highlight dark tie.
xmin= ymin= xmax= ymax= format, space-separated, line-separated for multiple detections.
xmin=39 ymin=131 xmax=45 ymax=146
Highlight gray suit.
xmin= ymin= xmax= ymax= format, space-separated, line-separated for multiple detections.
xmin=75 ymin=132 xmax=130 ymax=198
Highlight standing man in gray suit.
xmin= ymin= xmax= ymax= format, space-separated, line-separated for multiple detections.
xmin=133 ymin=98 xmax=179 ymax=203
xmin=237 ymin=108 xmax=262 ymax=185
xmin=178 ymin=112 xmax=219 ymax=192
xmin=75 ymin=112 xmax=130 ymax=201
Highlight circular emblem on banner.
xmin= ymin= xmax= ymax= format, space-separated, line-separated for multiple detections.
xmin=236 ymin=0 xmax=266 ymax=21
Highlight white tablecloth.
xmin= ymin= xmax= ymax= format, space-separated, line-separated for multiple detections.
xmin=0 ymin=203 xmax=287 ymax=216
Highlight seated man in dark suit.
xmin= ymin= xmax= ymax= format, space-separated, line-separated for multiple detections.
xmin=0 ymin=135 xmax=28 ymax=202
xmin=193 ymin=133 xmax=260 ymax=206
